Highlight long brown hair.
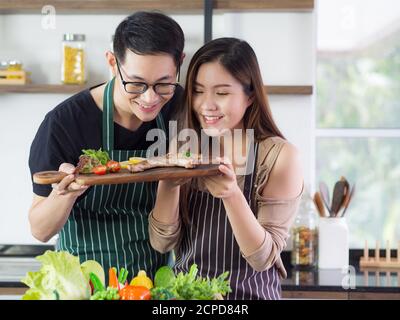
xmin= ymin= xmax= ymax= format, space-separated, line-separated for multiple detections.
xmin=179 ymin=37 xmax=285 ymax=224
xmin=184 ymin=37 xmax=284 ymax=142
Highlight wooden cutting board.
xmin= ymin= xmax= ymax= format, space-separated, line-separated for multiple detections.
xmin=33 ymin=164 xmax=221 ymax=186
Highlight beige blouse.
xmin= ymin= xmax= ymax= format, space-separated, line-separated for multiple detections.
xmin=149 ymin=136 xmax=302 ymax=278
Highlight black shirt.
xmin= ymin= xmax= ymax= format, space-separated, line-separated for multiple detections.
xmin=29 ymin=84 xmax=183 ymax=197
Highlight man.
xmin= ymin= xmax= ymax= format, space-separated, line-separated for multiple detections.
xmin=28 ymin=11 xmax=185 ymax=279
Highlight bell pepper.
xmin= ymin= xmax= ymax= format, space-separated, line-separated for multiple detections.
xmin=119 ymin=285 xmax=151 ymax=300
xmin=90 ymin=272 xmax=105 ymax=293
xmin=130 ymin=270 xmax=154 ymax=289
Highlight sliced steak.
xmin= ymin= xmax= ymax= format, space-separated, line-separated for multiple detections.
xmin=127 ymin=153 xmax=201 ymax=173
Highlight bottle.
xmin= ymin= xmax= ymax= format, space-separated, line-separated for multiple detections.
xmin=291 ymin=191 xmax=318 ymax=269
xmin=61 ymin=34 xmax=86 ymax=84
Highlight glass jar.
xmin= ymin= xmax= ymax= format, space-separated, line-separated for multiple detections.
xmin=7 ymin=60 xmax=23 ymax=79
xmin=0 ymin=61 xmax=9 ymax=72
xmin=61 ymin=34 xmax=86 ymax=84
xmin=7 ymin=60 xmax=22 ymax=71
xmin=291 ymin=192 xmax=318 ymax=269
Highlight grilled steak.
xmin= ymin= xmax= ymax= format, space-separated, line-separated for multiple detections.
xmin=74 ymin=155 xmax=98 ymax=174
xmin=127 ymin=153 xmax=201 ymax=173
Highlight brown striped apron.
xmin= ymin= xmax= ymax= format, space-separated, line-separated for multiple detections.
xmin=174 ymin=142 xmax=281 ymax=300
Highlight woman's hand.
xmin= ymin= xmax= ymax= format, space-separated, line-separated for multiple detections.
xmin=51 ymin=163 xmax=89 ymax=197
xmin=202 ymin=157 xmax=240 ymax=199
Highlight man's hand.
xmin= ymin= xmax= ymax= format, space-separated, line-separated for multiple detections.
xmin=51 ymin=163 xmax=89 ymax=197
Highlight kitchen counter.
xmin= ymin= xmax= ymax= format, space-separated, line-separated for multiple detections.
xmin=281 ymin=251 xmax=400 ymax=299
xmin=0 ymin=244 xmax=53 ymax=297
xmin=0 ymin=245 xmax=399 ymax=299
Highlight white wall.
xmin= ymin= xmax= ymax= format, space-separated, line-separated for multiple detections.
xmin=0 ymin=11 xmax=315 ymax=244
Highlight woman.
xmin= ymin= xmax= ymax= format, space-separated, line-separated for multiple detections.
xmin=149 ymin=37 xmax=303 ymax=299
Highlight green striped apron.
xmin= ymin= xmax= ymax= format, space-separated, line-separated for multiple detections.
xmin=56 ymin=78 xmax=169 ymax=279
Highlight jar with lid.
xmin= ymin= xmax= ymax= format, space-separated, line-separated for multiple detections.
xmin=61 ymin=34 xmax=86 ymax=84
xmin=7 ymin=60 xmax=22 ymax=71
xmin=7 ymin=60 xmax=23 ymax=79
xmin=1 ymin=60 xmax=9 ymax=71
xmin=291 ymin=191 xmax=318 ymax=269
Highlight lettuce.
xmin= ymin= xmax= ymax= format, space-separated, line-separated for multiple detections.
xmin=21 ymin=251 xmax=91 ymax=300
xmin=82 ymin=148 xmax=110 ymax=165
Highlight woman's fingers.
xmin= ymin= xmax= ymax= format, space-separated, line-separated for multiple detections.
xmin=218 ymin=164 xmax=235 ymax=180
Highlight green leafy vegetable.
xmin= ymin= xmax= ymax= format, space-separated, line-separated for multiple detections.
xmin=169 ymin=264 xmax=231 ymax=300
xmin=78 ymin=148 xmax=110 ymax=173
xmin=21 ymin=251 xmax=91 ymax=300
xmin=82 ymin=148 xmax=110 ymax=165
xmin=150 ymin=287 xmax=176 ymax=300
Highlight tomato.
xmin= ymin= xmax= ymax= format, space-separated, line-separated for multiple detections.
xmin=93 ymin=165 xmax=107 ymax=175
xmin=106 ymin=160 xmax=121 ymax=173
xmin=119 ymin=285 xmax=151 ymax=300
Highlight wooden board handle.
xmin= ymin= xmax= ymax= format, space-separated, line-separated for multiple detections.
xmin=33 ymin=171 xmax=68 ymax=185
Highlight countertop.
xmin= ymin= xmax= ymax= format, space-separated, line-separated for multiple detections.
xmin=0 ymin=245 xmax=53 ymax=288
xmin=280 ymin=251 xmax=400 ymax=294
xmin=0 ymin=245 xmax=399 ymax=296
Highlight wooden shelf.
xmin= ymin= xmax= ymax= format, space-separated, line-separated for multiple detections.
xmin=0 ymin=84 xmax=87 ymax=94
xmin=0 ymin=0 xmax=203 ymax=13
xmin=0 ymin=0 xmax=313 ymax=13
xmin=266 ymin=85 xmax=313 ymax=95
xmin=214 ymin=0 xmax=314 ymax=11
xmin=0 ymin=84 xmax=313 ymax=95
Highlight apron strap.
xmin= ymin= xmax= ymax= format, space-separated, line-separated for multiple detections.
xmin=102 ymin=77 xmax=166 ymax=152
xmin=102 ymin=78 xmax=115 ymax=151
xmin=243 ymin=141 xmax=259 ymax=213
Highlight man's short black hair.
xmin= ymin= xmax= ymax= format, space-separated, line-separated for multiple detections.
xmin=113 ymin=11 xmax=184 ymax=68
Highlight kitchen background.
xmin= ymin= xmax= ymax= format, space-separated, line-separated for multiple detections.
xmin=0 ymin=0 xmax=399 ymax=252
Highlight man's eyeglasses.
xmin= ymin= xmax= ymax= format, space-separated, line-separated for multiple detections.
xmin=115 ymin=59 xmax=179 ymax=95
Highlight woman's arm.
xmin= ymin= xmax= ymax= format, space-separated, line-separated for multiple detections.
xmin=205 ymin=144 xmax=303 ymax=271
xmin=151 ymin=180 xmax=180 ymax=224
xmin=148 ymin=180 xmax=182 ymax=253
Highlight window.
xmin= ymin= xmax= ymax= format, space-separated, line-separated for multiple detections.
xmin=316 ymin=0 xmax=400 ymax=248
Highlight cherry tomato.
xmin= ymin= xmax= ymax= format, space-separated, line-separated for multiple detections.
xmin=119 ymin=285 xmax=151 ymax=300
xmin=106 ymin=160 xmax=121 ymax=173
xmin=93 ymin=165 xmax=107 ymax=175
